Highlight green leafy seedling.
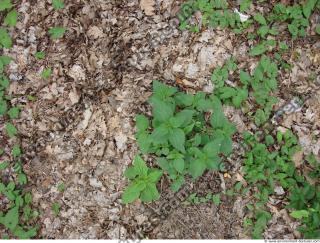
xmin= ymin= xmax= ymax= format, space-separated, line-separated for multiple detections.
xmin=35 ymin=51 xmax=45 ymax=60
xmin=4 ymin=10 xmax=17 ymax=27
xmin=48 ymin=27 xmax=66 ymax=39
xmin=122 ymin=155 xmax=162 ymax=204
xmin=52 ymin=0 xmax=64 ymax=10
xmin=41 ymin=68 xmax=52 ymax=79
xmin=52 ymin=202 xmax=60 ymax=216
xmin=0 ymin=0 xmax=12 ymax=11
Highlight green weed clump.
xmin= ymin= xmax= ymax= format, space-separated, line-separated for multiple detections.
xmin=0 ymin=0 xmax=67 ymax=238
xmin=122 ymin=0 xmax=320 ymax=240
xmin=123 ymin=80 xmax=235 ymax=200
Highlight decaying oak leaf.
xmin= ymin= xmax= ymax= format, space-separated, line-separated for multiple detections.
xmin=140 ymin=0 xmax=155 ymax=16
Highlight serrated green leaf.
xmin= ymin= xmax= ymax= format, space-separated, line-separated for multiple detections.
xmin=5 ymin=122 xmax=17 ymax=137
xmin=170 ymin=176 xmax=185 ymax=192
xmin=0 ymin=28 xmax=12 ymax=48
xmin=189 ymin=159 xmax=206 ymax=179
xmin=205 ymin=155 xmax=221 ymax=170
xmin=12 ymin=226 xmax=37 ymax=239
xmin=254 ymin=109 xmax=267 ymax=126
xmin=137 ymin=132 xmax=152 ymax=153
xmin=3 ymin=206 xmax=19 ymax=230
xmin=0 ymin=100 xmax=7 ymax=115
xmin=219 ymin=87 xmax=237 ymax=99
xmin=34 ymin=51 xmax=45 ymax=60
xmin=48 ymin=27 xmax=66 ymax=39
xmin=0 ymin=75 xmax=9 ymax=89
xmin=169 ymin=128 xmax=185 ymax=153
xmin=18 ymin=173 xmax=27 ymax=185
xmin=133 ymin=155 xmax=148 ymax=176
xmin=8 ymin=107 xmax=19 ymax=119
xmin=250 ymin=44 xmax=267 ymax=56
xmin=150 ymin=124 xmax=169 ymax=143
xmin=52 ymin=202 xmax=60 ymax=216
xmin=257 ymin=25 xmax=269 ymax=38
xmin=136 ymin=114 xmax=149 ymax=132
xmin=41 ymin=68 xmax=52 ymax=79
xmin=0 ymin=161 xmax=9 ymax=170
xmin=203 ymin=139 xmax=222 ymax=156
xmin=140 ymin=183 xmax=160 ymax=202
xmin=150 ymin=96 xmax=174 ymax=122
xmin=169 ymin=109 xmax=194 ymax=128
xmin=57 ymin=182 xmax=65 ymax=192
xmin=212 ymin=194 xmax=221 ymax=206
xmin=0 ymin=0 xmax=12 ymax=11
xmin=122 ymin=181 xmax=146 ymax=204
xmin=153 ymin=80 xmax=177 ymax=100
xmin=220 ymin=136 xmax=233 ymax=156
xmin=12 ymin=145 xmax=21 ymax=157
xmin=239 ymin=70 xmax=250 ymax=85
xmin=196 ymin=98 xmax=212 ymax=111
xmin=4 ymin=10 xmax=17 ymax=27
xmin=52 ymin=0 xmax=64 ymax=10
xmin=240 ymin=0 xmax=252 ymax=12
xmin=254 ymin=13 xmax=267 ymax=25
xmin=148 ymin=169 xmax=162 ymax=183
xmin=173 ymin=158 xmax=184 ymax=173
xmin=174 ymin=92 xmax=193 ymax=107
xmin=290 ymin=210 xmax=309 ymax=219
xmin=210 ymin=109 xmax=227 ymax=129
xmin=0 ymin=56 xmax=12 ymax=73
xmin=232 ymin=89 xmax=248 ymax=108
xmin=303 ymin=0 xmax=316 ymax=18
xmin=124 ymin=167 xmax=138 ymax=179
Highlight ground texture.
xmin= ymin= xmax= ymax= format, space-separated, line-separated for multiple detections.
xmin=1 ymin=0 xmax=320 ymax=239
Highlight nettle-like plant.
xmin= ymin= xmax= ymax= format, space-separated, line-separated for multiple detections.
xmin=178 ymin=0 xmax=251 ymax=33
xmin=268 ymin=1 xmax=318 ymax=39
xmin=211 ymin=56 xmax=279 ymax=127
xmin=211 ymin=57 xmax=248 ymax=109
xmin=122 ymin=81 xmax=236 ymax=202
xmin=122 ymin=156 xmax=163 ymax=204
xmin=240 ymin=130 xmax=318 ymax=238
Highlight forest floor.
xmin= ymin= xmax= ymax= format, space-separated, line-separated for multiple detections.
xmin=0 ymin=0 xmax=319 ymax=239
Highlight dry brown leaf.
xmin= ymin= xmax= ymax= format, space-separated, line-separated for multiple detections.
xmin=140 ymin=0 xmax=155 ymax=16
xmin=235 ymin=173 xmax=248 ymax=187
xmin=292 ymin=150 xmax=304 ymax=168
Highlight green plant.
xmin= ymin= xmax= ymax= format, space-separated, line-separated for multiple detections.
xmin=4 ymin=9 xmax=17 ymax=27
xmin=239 ymin=130 xmax=320 ymax=238
xmin=0 ymin=0 xmax=12 ymax=11
xmin=122 ymin=155 xmax=162 ymax=204
xmin=52 ymin=0 xmax=64 ymax=10
xmin=0 ymin=2 xmax=38 ymax=238
xmin=268 ymin=2 xmax=317 ymax=39
xmin=211 ymin=57 xmax=248 ymax=108
xmin=34 ymin=51 xmax=45 ymax=60
xmin=186 ymin=192 xmax=221 ymax=205
xmin=41 ymin=68 xmax=52 ymax=79
xmin=177 ymin=0 xmax=250 ymax=33
xmin=51 ymin=202 xmax=60 ymax=216
xmin=48 ymin=27 xmax=66 ymax=39
xmin=0 ymin=27 xmax=12 ymax=48
xmin=240 ymin=0 xmax=252 ymax=12
xmin=0 ymin=183 xmax=38 ymax=238
xmin=134 ymin=81 xmax=235 ymax=192
xmin=57 ymin=182 xmax=65 ymax=192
